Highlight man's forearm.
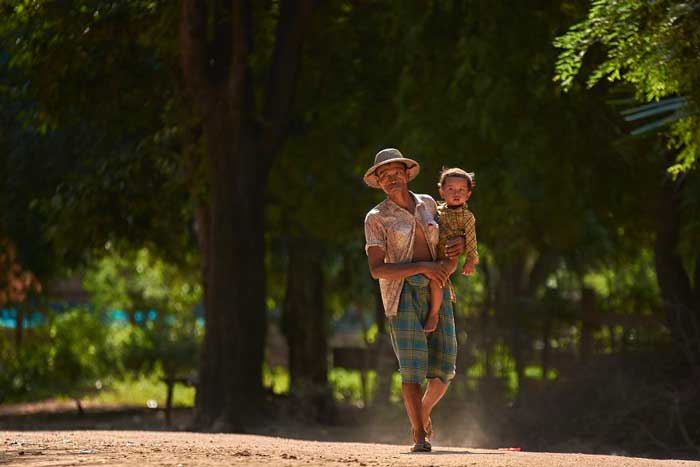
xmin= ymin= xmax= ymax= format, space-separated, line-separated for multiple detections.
xmin=370 ymin=261 xmax=429 ymax=281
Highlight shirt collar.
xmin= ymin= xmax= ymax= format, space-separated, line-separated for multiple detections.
xmin=386 ymin=191 xmax=424 ymax=214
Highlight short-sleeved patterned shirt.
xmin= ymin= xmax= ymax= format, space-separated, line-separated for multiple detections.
xmin=364 ymin=192 xmax=442 ymax=317
xmin=436 ymin=202 xmax=479 ymax=265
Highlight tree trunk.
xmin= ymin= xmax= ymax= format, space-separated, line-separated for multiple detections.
xmin=14 ymin=303 xmax=23 ymax=350
xmin=74 ymin=398 xmax=84 ymax=416
xmin=654 ymin=173 xmax=699 ymax=368
xmin=193 ymin=203 xmax=210 ymax=414
xmin=165 ymin=376 xmax=175 ymax=426
xmin=541 ymin=316 xmax=552 ymax=379
xmin=372 ymin=281 xmax=394 ymax=406
xmin=281 ymin=238 xmax=332 ymax=417
xmin=495 ymin=251 xmax=558 ymax=399
xmin=195 ymin=107 xmax=268 ymax=427
xmin=608 ymin=324 xmax=617 ymax=353
xmin=497 ymin=258 xmax=527 ymax=396
xmin=480 ymin=258 xmax=494 ymax=380
xmin=579 ymin=287 xmax=596 ymax=363
xmin=181 ymin=0 xmax=315 ymax=428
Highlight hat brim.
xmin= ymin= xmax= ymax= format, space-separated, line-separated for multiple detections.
xmin=363 ymin=157 xmax=420 ymax=189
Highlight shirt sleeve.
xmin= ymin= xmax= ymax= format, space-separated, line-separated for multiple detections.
xmin=465 ymin=211 xmax=479 ymax=264
xmin=422 ymin=195 xmax=438 ymax=220
xmin=364 ymin=212 xmax=386 ymax=255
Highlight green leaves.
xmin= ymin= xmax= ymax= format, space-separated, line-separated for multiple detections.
xmin=554 ymin=0 xmax=700 ymax=170
xmin=83 ymin=247 xmax=202 ymax=378
xmin=1 ymin=0 xmax=191 ymax=274
xmin=83 ymin=247 xmax=202 ymax=319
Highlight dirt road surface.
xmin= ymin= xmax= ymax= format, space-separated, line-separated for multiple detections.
xmin=3 ymin=431 xmax=700 ymax=467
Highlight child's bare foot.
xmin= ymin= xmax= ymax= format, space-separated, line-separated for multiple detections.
xmin=424 ymin=313 xmax=439 ymax=333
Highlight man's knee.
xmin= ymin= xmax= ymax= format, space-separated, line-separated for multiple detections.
xmin=427 ymin=376 xmax=449 ymax=388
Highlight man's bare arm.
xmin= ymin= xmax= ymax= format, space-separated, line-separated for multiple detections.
xmin=367 ymin=247 xmax=450 ymax=285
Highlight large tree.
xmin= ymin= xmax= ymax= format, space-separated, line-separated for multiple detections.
xmin=555 ymin=0 xmax=700 ymax=367
xmin=179 ymin=0 xmax=315 ymax=426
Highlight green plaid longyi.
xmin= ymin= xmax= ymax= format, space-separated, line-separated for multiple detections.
xmin=387 ymin=274 xmax=458 ymax=384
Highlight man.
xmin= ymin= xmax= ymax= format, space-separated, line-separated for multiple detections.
xmin=363 ymin=148 xmax=464 ymax=452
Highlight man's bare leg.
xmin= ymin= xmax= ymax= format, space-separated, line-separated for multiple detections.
xmin=424 ymin=280 xmax=442 ymax=333
xmin=401 ymin=383 xmax=426 ymax=444
xmin=421 ymin=378 xmax=449 ymax=440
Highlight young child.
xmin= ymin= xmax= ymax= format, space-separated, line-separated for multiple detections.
xmin=424 ymin=167 xmax=479 ymax=333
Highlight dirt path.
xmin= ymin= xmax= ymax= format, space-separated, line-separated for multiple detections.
xmin=3 ymin=431 xmax=700 ymax=467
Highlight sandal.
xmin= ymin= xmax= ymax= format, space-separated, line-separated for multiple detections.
xmin=410 ymin=428 xmax=432 ymax=452
xmin=411 ymin=440 xmax=432 ymax=452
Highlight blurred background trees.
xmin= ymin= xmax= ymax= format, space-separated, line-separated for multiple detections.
xmin=0 ymin=0 xmax=699 ymax=456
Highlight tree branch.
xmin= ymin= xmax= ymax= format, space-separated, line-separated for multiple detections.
xmin=260 ymin=0 xmax=315 ymax=162
xmin=655 ymin=170 xmax=696 ymax=352
xmin=693 ymin=253 xmax=700 ymax=310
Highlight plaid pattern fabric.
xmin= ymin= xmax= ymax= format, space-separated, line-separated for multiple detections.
xmin=387 ymin=274 xmax=458 ymax=384
xmin=436 ymin=202 xmax=478 ymax=265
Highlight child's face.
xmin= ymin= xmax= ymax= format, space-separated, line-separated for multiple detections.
xmin=439 ymin=176 xmax=471 ymax=206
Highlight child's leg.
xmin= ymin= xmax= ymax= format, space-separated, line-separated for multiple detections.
xmin=425 ymin=280 xmax=443 ymax=333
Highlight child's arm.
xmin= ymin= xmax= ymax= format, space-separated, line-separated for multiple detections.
xmin=462 ymin=261 xmax=475 ymax=276
xmin=462 ymin=212 xmax=478 ymax=276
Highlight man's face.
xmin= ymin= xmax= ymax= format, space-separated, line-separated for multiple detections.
xmin=439 ymin=176 xmax=471 ymax=206
xmin=376 ymin=162 xmax=408 ymax=195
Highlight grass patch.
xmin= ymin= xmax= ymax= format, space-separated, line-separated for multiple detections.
xmin=89 ymin=374 xmax=195 ymax=408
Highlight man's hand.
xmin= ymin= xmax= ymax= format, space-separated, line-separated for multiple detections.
xmin=422 ymin=261 xmax=450 ymax=287
xmin=444 ymin=236 xmax=466 ymax=258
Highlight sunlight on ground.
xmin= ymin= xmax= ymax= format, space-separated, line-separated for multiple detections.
xmin=82 ymin=375 xmax=195 ymax=408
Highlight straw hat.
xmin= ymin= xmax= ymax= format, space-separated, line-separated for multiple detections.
xmin=363 ymin=148 xmax=420 ymax=189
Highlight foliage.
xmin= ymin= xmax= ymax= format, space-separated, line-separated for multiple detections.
xmin=0 ymin=244 xmax=202 ymax=404
xmin=84 ymin=247 xmax=202 ymax=380
xmin=0 ymin=0 xmax=697 ymax=451
xmin=0 ymin=0 xmax=194 ymax=269
xmin=328 ymin=368 xmax=375 ymax=405
xmin=0 ymin=307 xmax=114 ymax=402
xmin=554 ymin=0 xmax=700 ymax=173
xmin=91 ymin=373 xmax=195 ymax=408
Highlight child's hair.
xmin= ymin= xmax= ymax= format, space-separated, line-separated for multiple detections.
xmin=437 ymin=167 xmax=475 ymax=190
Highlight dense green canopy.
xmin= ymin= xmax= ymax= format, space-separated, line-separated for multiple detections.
xmin=0 ymin=0 xmax=698 ymax=453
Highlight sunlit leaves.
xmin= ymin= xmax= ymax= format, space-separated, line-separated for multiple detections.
xmin=82 ymin=246 xmax=202 ymax=377
xmin=554 ymin=0 xmax=700 ymax=170
xmin=83 ymin=246 xmax=201 ymax=318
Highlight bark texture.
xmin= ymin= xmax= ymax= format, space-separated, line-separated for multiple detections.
xmin=180 ymin=0 xmax=315 ymax=427
xmin=654 ymin=174 xmax=700 ymax=369
xmin=281 ymin=238 xmax=332 ymax=418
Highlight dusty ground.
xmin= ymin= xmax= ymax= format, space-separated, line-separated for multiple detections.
xmin=2 ymin=399 xmax=700 ymax=467
xmin=3 ymin=430 xmax=700 ymax=467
